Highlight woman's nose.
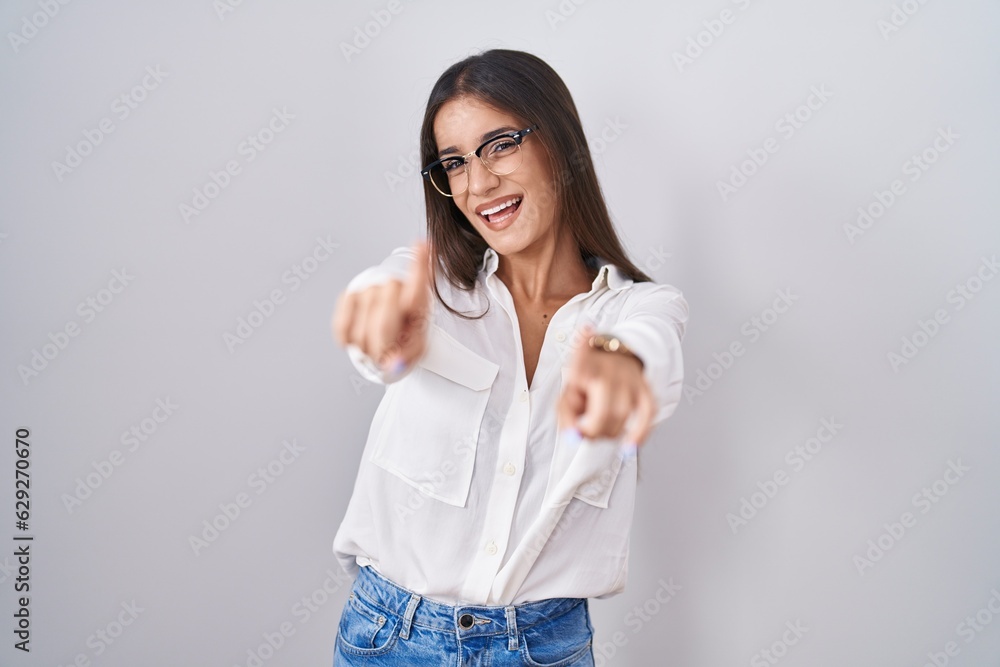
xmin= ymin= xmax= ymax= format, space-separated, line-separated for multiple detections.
xmin=466 ymin=158 xmax=500 ymax=196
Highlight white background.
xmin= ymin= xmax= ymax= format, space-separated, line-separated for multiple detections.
xmin=1 ymin=0 xmax=998 ymax=665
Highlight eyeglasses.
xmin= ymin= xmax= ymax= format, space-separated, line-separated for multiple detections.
xmin=421 ymin=125 xmax=539 ymax=197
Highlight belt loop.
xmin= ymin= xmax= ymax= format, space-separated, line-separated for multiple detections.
xmin=399 ymin=593 xmax=421 ymax=640
xmin=505 ymin=605 xmax=518 ymax=651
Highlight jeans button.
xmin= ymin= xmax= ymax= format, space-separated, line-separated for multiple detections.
xmin=459 ymin=613 xmax=474 ymax=629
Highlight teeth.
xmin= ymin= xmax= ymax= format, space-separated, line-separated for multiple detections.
xmin=481 ymin=197 xmax=521 ymax=216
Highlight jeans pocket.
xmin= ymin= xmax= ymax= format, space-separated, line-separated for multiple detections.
xmin=335 ymin=590 xmax=399 ymax=657
xmin=519 ymin=600 xmax=594 ymax=667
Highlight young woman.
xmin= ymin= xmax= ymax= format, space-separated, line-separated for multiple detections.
xmin=331 ymin=49 xmax=687 ymax=666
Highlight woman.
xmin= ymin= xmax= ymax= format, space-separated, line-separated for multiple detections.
xmin=331 ymin=49 xmax=687 ymax=666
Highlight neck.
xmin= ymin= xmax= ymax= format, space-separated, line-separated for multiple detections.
xmin=494 ymin=229 xmax=597 ymax=305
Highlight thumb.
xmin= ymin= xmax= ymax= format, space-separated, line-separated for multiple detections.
xmin=400 ymin=239 xmax=432 ymax=315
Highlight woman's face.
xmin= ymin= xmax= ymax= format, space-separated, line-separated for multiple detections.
xmin=432 ymin=96 xmax=557 ymax=256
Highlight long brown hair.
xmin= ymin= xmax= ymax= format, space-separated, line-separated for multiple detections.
xmin=418 ymin=49 xmax=654 ymax=480
xmin=419 ymin=49 xmax=652 ymax=312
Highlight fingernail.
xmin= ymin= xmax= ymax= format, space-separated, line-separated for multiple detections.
xmin=618 ymin=441 xmax=638 ymax=461
xmin=384 ymin=357 xmax=407 ymax=375
xmin=560 ymin=427 xmax=583 ymax=449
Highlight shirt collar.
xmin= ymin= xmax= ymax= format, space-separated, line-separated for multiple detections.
xmin=479 ymin=246 xmax=633 ymax=292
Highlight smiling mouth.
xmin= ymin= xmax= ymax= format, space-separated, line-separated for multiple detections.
xmin=478 ymin=196 xmax=522 ymax=225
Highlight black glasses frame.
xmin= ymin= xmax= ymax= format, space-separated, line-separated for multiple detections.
xmin=420 ymin=124 xmax=540 ymax=197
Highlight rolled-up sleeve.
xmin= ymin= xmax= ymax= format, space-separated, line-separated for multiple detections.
xmin=342 ymin=246 xmax=422 ymax=386
xmin=604 ymin=283 xmax=688 ymax=426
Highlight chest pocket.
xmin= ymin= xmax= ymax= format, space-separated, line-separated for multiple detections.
xmin=556 ymin=366 xmax=625 ymax=509
xmin=370 ymin=324 xmax=499 ymax=508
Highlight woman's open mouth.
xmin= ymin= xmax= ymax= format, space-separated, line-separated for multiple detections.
xmin=477 ymin=196 xmax=522 ymax=228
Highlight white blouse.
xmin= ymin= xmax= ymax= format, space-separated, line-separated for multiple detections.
xmin=332 ymin=244 xmax=688 ymax=606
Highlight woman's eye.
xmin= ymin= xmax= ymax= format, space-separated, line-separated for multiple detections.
xmin=441 ymin=159 xmax=464 ymax=172
xmin=489 ymin=139 xmax=515 ymax=154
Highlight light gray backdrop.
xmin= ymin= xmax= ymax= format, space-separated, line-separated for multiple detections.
xmin=2 ymin=1 xmax=998 ymax=665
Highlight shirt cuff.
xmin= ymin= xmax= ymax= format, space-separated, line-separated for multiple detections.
xmin=346 ymin=343 xmax=419 ymax=385
xmin=602 ymin=284 xmax=688 ymax=427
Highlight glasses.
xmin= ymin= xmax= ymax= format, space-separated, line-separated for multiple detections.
xmin=421 ymin=125 xmax=539 ymax=197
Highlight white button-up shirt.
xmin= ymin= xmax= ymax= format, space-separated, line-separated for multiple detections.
xmin=332 ymin=245 xmax=687 ymax=606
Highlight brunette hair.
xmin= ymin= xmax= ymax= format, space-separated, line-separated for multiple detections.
xmin=419 ymin=48 xmax=652 ymax=315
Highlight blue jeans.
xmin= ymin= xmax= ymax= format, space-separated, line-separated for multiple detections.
xmin=334 ymin=565 xmax=596 ymax=666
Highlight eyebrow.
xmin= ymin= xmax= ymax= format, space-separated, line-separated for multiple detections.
xmin=437 ymin=126 xmax=519 ymax=158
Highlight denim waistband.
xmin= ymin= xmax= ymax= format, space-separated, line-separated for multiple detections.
xmin=352 ymin=565 xmax=586 ymax=650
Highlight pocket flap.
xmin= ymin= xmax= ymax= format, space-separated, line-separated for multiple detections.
xmin=572 ymin=447 xmax=623 ymax=508
xmin=419 ymin=324 xmax=499 ymax=390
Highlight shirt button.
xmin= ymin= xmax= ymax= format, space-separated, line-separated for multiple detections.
xmin=486 ymin=540 xmax=498 ymax=555
xmin=519 ymin=390 xmax=528 ymax=402
xmin=503 ymin=462 xmax=515 ymax=475
xmin=555 ymin=331 xmax=566 ymax=342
